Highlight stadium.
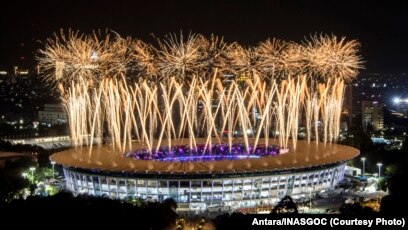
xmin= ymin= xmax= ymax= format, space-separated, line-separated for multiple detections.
xmin=50 ymin=139 xmax=358 ymax=212
xmin=41 ymin=31 xmax=362 ymax=212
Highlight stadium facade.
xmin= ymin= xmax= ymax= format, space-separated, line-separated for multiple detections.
xmin=51 ymin=139 xmax=358 ymax=212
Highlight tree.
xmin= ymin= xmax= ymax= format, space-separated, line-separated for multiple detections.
xmin=385 ymin=164 xmax=397 ymax=176
xmin=1 ymin=192 xmax=179 ymax=228
xmin=340 ymin=203 xmax=375 ymax=215
xmin=0 ymin=158 xmax=33 ymax=204
xmin=271 ymin=195 xmax=298 ymax=214
xmin=380 ymin=172 xmax=408 ymax=215
xmin=162 ymin=197 xmax=177 ymax=211
xmin=376 ymin=178 xmax=388 ymax=191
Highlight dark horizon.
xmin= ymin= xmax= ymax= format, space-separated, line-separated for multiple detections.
xmin=1 ymin=0 xmax=407 ymax=73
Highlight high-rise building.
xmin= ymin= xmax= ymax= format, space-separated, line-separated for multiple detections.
xmin=362 ymin=101 xmax=384 ymax=133
xmin=342 ymin=84 xmax=354 ymax=127
xmin=38 ymin=104 xmax=67 ymax=125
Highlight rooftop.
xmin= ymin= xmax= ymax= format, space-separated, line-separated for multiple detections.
xmin=50 ymin=138 xmax=359 ymax=175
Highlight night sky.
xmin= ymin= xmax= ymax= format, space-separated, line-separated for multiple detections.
xmin=1 ymin=0 xmax=407 ymax=73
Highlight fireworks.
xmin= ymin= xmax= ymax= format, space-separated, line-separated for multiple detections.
xmin=38 ymin=30 xmax=362 ymax=86
xmin=305 ymin=34 xmax=364 ymax=82
xmin=38 ymin=29 xmax=133 ymax=91
xmin=131 ymin=39 xmax=158 ymax=79
xmin=37 ymin=30 xmax=363 ymax=154
xmin=155 ymin=32 xmax=204 ymax=80
xmin=256 ymin=38 xmax=292 ymax=78
xmin=197 ymin=34 xmax=231 ymax=76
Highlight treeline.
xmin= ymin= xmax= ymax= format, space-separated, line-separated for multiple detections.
xmin=1 ymin=192 xmax=178 ymax=229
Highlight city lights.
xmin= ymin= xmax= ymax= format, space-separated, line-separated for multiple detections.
xmin=393 ymin=97 xmax=408 ymax=104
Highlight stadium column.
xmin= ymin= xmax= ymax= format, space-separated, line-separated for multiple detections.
xmin=200 ymin=181 xmax=203 ymax=203
xmin=81 ymin=174 xmax=85 ymax=192
xmin=90 ymin=176 xmax=95 ymax=195
xmin=306 ymin=173 xmax=310 ymax=193
xmin=107 ymin=178 xmax=111 ymax=196
xmin=189 ymin=181 xmax=192 ymax=203
xmin=241 ymin=181 xmax=244 ymax=205
xmin=157 ymin=180 xmax=159 ymax=201
xmin=250 ymin=178 xmax=254 ymax=200
xmin=145 ymin=180 xmax=148 ymax=199
xmin=116 ymin=179 xmax=119 ymax=198
xmin=232 ymin=180 xmax=235 ymax=201
xmin=125 ymin=179 xmax=129 ymax=197
xmin=268 ymin=177 xmax=272 ymax=204
xmin=135 ymin=180 xmax=138 ymax=197
xmin=98 ymin=177 xmax=102 ymax=194
xmin=221 ymin=180 xmax=224 ymax=200
xmin=211 ymin=181 xmax=214 ymax=206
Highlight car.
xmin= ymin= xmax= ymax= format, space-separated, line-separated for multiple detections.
xmin=355 ymin=175 xmax=367 ymax=182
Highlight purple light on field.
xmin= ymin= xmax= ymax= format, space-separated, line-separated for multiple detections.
xmin=125 ymin=144 xmax=287 ymax=162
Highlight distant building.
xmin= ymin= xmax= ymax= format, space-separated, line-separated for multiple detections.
xmin=38 ymin=104 xmax=67 ymax=125
xmin=342 ymin=84 xmax=354 ymax=127
xmin=345 ymin=165 xmax=362 ymax=177
xmin=362 ymin=101 xmax=384 ymax=133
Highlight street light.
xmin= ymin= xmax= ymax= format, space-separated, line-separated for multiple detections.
xmin=51 ymin=161 xmax=56 ymax=178
xmin=29 ymin=167 xmax=35 ymax=184
xmin=377 ymin=163 xmax=383 ymax=179
xmin=22 ymin=172 xmax=28 ymax=179
xmin=361 ymin=157 xmax=366 ymax=176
